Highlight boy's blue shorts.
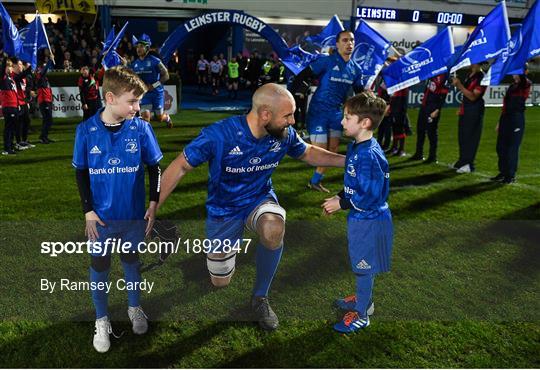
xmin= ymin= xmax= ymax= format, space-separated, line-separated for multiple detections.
xmin=90 ymin=221 xmax=145 ymax=257
xmin=140 ymin=88 xmax=164 ymax=112
xmin=347 ymin=209 xmax=393 ymax=274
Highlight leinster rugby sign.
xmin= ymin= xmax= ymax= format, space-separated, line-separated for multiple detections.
xmin=160 ymin=11 xmax=290 ymax=65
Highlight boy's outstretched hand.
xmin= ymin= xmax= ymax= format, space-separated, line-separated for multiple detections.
xmin=322 ymin=196 xmax=342 ymax=215
xmin=85 ymin=211 xmax=106 ymax=241
xmin=144 ymin=201 xmax=158 ymax=236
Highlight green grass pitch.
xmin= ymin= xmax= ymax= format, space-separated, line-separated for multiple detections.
xmin=0 ymin=106 xmax=538 ymax=367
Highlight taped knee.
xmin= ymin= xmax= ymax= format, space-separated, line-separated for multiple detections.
xmin=206 ymin=251 xmax=236 ymax=279
xmin=91 ymin=255 xmax=111 ymax=272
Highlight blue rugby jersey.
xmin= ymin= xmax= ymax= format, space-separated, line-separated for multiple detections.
xmin=343 ymin=137 xmax=390 ymax=220
xmin=183 ymin=115 xmax=307 ymax=218
xmin=72 ymin=110 xmax=163 ymax=221
xmin=309 ymin=53 xmax=364 ymax=111
xmin=131 ymin=55 xmax=165 ymax=92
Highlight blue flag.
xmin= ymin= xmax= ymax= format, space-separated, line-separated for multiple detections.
xmin=352 ymin=19 xmax=390 ymax=88
xmin=19 ymin=16 xmax=50 ymax=70
xmin=0 ymin=1 xmax=22 ymax=56
xmin=383 ymin=27 xmax=454 ymax=94
xmin=102 ymin=22 xmax=128 ymax=69
xmin=305 ymin=15 xmax=344 ymax=49
xmin=280 ymin=44 xmax=323 ymax=75
xmin=101 ymin=25 xmax=116 ymax=56
xmin=483 ymin=0 xmax=540 ymax=85
xmin=450 ymin=1 xmax=510 ymax=73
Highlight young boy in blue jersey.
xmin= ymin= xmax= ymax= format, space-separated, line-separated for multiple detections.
xmin=130 ymin=34 xmax=172 ymax=128
xmin=72 ymin=66 xmax=163 ymax=352
xmin=158 ymin=83 xmax=346 ymax=331
xmin=322 ymin=91 xmax=392 ymax=333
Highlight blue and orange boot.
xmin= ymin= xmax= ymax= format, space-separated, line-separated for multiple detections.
xmin=333 ymin=311 xmax=370 ymax=333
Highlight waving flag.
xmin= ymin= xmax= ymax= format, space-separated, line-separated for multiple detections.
xmin=482 ymin=0 xmax=540 ymax=85
xmin=450 ymin=1 xmax=510 ymax=73
xmin=383 ymin=27 xmax=454 ymax=94
xmin=101 ymin=22 xmax=128 ymax=69
xmin=19 ymin=15 xmax=51 ymax=70
xmin=0 ymin=1 xmax=22 ymax=56
xmin=281 ymin=45 xmax=323 ymax=75
xmin=353 ymin=19 xmax=390 ymax=88
xmin=305 ymin=15 xmax=344 ymax=49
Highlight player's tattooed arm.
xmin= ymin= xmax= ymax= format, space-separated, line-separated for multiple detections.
xmin=157 ymin=153 xmax=194 ymax=211
xmin=299 ymin=144 xmax=346 ymax=168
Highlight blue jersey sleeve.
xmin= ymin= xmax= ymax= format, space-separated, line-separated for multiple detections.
xmin=141 ymin=121 xmax=163 ymax=165
xmin=310 ymin=55 xmax=330 ymax=76
xmin=183 ymin=127 xmax=216 ymax=167
xmin=72 ymin=124 xmax=88 ymax=169
xmin=286 ymin=127 xmax=308 ymax=158
xmin=349 ymin=153 xmax=384 ymax=211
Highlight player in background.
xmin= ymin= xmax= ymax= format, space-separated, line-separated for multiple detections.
xmin=291 ymin=30 xmax=364 ymax=193
xmin=209 ymin=55 xmax=223 ymax=96
xmin=72 ymin=66 xmax=163 ymax=353
xmin=158 ymin=83 xmax=346 ymax=331
xmin=130 ymin=34 xmax=172 ymax=128
xmin=322 ymin=91 xmax=393 ymax=333
xmin=227 ymin=56 xmax=240 ymax=99
xmin=196 ymin=54 xmax=209 ymax=89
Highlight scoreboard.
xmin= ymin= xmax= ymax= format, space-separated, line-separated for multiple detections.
xmin=356 ymin=6 xmax=519 ymax=26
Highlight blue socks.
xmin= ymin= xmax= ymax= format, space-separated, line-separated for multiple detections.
xmin=121 ymin=260 xmax=141 ymax=307
xmin=310 ymin=171 xmax=323 ymax=185
xmin=354 ymin=273 xmax=374 ymax=318
xmin=90 ymin=267 xmax=110 ymax=319
xmin=253 ymin=243 xmax=283 ymax=297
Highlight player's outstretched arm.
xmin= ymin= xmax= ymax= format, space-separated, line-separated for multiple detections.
xmin=299 ymin=144 xmax=346 ymax=168
xmin=157 ymin=153 xmax=193 ymax=211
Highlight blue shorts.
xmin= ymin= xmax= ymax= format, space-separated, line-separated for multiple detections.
xmin=347 ymin=209 xmax=393 ymax=274
xmin=90 ymin=221 xmax=145 ymax=257
xmin=140 ymin=88 xmax=164 ymax=112
xmin=306 ymin=105 xmax=343 ymax=136
xmin=206 ymin=193 xmax=280 ymax=253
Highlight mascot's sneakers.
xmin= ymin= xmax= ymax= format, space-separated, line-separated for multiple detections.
xmin=128 ymin=306 xmax=148 ymax=335
xmin=93 ymin=316 xmax=113 ymax=353
xmin=161 ymin=114 xmax=173 ymax=128
xmin=334 ymin=295 xmax=374 ymax=316
xmin=333 ymin=311 xmax=370 ymax=334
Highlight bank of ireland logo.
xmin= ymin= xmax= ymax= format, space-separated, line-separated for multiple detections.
xmin=125 ymin=142 xmax=138 ymax=153
xmin=353 ymin=42 xmax=375 ymax=71
xmin=108 ymin=157 xmax=121 ymax=166
xmin=249 ymin=157 xmax=262 ymax=165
